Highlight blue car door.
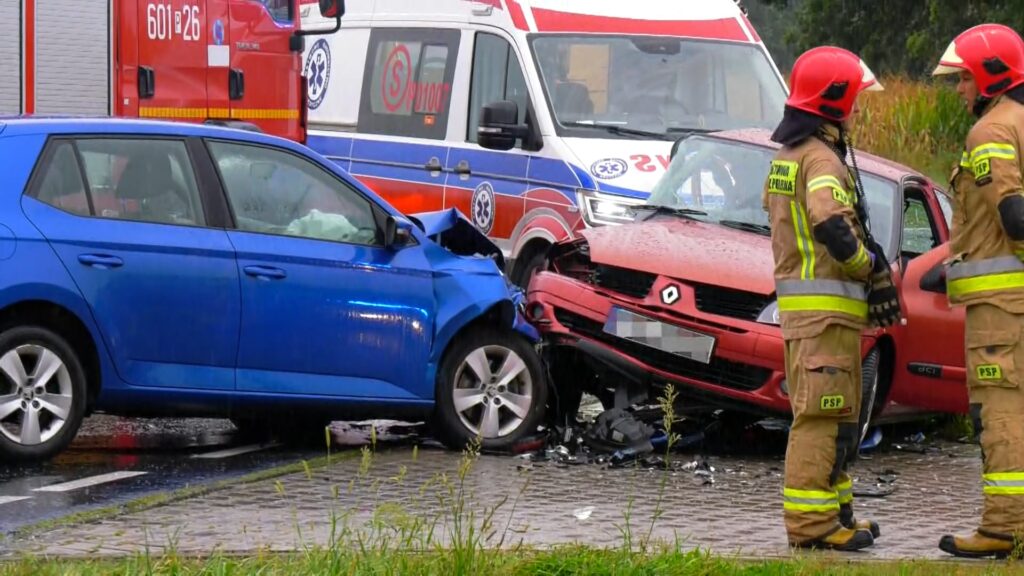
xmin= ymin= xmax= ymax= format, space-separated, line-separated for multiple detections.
xmin=202 ymin=138 xmax=437 ymax=400
xmin=21 ymin=136 xmax=241 ymax=390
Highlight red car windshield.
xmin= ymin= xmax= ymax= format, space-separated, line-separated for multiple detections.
xmin=646 ymin=135 xmax=897 ymax=250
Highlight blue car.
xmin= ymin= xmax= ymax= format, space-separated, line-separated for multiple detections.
xmin=0 ymin=117 xmax=547 ymax=462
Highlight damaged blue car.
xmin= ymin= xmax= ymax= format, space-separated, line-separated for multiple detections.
xmin=0 ymin=117 xmax=546 ymax=462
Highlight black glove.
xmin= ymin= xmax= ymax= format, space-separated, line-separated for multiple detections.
xmin=866 ymin=240 xmax=902 ymax=328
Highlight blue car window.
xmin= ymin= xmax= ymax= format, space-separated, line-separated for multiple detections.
xmin=208 ymin=140 xmax=382 ymax=246
xmin=74 ymin=139 xmax=206 ymax=227
xmin=34 ymin=141 xmax=90 ymax=216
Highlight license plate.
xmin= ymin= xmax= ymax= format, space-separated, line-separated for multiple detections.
xmin=602 ymin=306 xmax=716 ymax=364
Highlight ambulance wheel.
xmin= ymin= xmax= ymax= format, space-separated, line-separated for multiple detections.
xmin=857 ymin=346 xmax=881 ymax=445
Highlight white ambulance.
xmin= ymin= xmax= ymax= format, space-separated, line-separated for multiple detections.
xmin=299 ymin=0 xmax=788 ymax=284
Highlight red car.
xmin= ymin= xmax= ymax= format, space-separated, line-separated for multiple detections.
xmin=526 ymin=128 xmax=967 ymax=434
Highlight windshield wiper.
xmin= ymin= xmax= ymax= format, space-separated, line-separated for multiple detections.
xmin=665 ymin=127 xmax=715 ymax=135
xmin=566 ymin=122 xmax=673 ymax=140
xmin=631 ymin=204 xmax=708 ymax=222
xmin=719 ymin=220 xmax=772 ymax=236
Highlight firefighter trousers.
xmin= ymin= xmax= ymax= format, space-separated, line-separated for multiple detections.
xmin=964 ymin=303 xmax=1024 ymax=540
xmin=781 ymin=323 xmax=863 ymax=544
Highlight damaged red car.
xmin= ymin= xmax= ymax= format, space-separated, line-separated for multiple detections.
xmin=527 ymin=128 xmax=967 ymax=435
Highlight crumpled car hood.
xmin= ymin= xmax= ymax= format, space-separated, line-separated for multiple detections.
xmin=580 ymin=216 xmax=776 ymax=295
xmin=410 ymin=208 xmax=505 ymax=271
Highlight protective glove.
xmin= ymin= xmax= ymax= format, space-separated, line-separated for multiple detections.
xmin=866 ymin=240 xmax=902 ymax=328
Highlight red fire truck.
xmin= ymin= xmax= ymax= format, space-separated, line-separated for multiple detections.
xmin=1 ymin=0 xmax=342 ymax=142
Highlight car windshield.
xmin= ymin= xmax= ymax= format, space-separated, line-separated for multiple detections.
xmin=529 ymin=34 xmax=788 ymax=138
xmin=647 ymin=136 xmax=897 ymax=250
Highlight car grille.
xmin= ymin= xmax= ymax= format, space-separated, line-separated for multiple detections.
xmin=593 ymin=265 xmax=657 ymax=299
xmin=554 ymin=308 xmax=771 ymax=392
xmin=693 ymin=284 xmax=773 ymax=322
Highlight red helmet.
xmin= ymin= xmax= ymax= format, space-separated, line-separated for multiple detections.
xmin=785 ymin=46 xmax=883 ymax=121
xmin=932 ymin=24 xmax=1024 ymax=98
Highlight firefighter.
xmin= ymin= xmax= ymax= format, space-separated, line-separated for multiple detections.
xmin=930 ymin=23 xmax=1024 ymax=559
xmin=762 ymin=46 xmax=902 ymax=551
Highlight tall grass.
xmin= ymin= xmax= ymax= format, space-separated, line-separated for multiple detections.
xmin=852 ymin=75 xmax=975 ymax=184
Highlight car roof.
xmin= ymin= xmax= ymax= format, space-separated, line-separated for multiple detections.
xmin=708 ymin=127 xmax=928 ymax=184
xmin=0 ymin=116 xmax=306 ymax=151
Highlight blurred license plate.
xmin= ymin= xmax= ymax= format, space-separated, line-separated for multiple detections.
xmin=602 ymin=307 xmax=716 ymax=364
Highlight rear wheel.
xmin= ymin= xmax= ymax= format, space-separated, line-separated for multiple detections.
xmin=0 ymin=326 xmax=87 ymax=462
xmin=433 ymin=326 xmax=547 ymax=451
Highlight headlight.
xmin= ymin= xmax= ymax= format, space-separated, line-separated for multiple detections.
xmin=576 ymin=189 xmax=646 ymax=227
xmin=756 ymin=300 xmax=780 ymax=325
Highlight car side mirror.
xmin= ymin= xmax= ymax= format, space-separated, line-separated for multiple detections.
xmin=384 ymin=214 xmax=413 ymax=249
xmin=478 ymin=101 xmax=530 ymax=151
xmin=920 ymin=261 xmax=947 ymax=294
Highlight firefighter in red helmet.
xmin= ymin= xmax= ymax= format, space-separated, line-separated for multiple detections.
xmin=762 ymin=46 xmax=901 ymax=551
xmin=932 ymin=23 xmax=1024 ymax=559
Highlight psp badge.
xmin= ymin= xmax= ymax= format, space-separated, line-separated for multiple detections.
xmin=304 ymin=39 xmax=331 ymax=110
xmin=471 ymin=182 xmax=496 ymax=234
xmin=591 ymin=158 xmax=629 ymax=180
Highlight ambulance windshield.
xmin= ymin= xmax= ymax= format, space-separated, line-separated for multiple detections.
xmin=646 ymin=135 xmax=897 ymax=252
xmin=531 ymin=35 xmax=788 ymax=138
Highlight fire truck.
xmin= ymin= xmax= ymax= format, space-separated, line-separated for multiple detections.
xmin=0 ymin=0 xmax=343 ymax=142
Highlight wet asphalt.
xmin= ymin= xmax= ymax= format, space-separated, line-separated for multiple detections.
xmin=0 ymin=415 xmax=426 ymax=539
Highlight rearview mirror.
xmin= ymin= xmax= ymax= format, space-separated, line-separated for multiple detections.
xmin=384 ymin=214 xmax=413 ymax=250
xmin=478 ymin=101 xmax=530 ymax=152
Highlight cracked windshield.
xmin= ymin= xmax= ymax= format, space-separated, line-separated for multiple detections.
xmin=531 ymin=35 xmax=788 ymax=137
xmin=646 ymin=135 xmax=896 ymax=249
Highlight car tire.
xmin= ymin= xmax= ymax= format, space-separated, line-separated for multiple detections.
xmin=433 ymin=326 xmax=547 ymax=452
xmin=0 ymin=326 xmax=87 ymax=462
xmin=858 ymin=346 xmax=881 ymax=446
xmin=511 ymin=250 xmax=547 ymax=289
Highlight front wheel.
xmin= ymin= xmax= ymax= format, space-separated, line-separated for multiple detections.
xmin=858 ymin=346 xmax=881 ymax=446
xmin=433 ymin=326 xmax=547 ymax=451
xmin=0 ymin=326 xmax=87 ymax=462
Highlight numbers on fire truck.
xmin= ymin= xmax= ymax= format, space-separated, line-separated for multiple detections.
xmin=147 ymin=3 xmax=202 ymax=42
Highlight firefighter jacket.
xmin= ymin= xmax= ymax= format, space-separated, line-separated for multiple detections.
xmin=946 ymin=94 xmax=1024 ymax=313
xmin=763 ymin=124 xmax=874 ymax=340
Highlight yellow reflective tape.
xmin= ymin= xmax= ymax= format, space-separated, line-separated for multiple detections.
xmin=808 ymin=175 xmax=844 ymax=191
xmin=768 ymin=160 xmax=798 ymax=196
xmin=948 ymin=271 xmax=1024 ymax=298
xmin=831 ymin=188 xmax=852 ymax=206
xmin=970 ymin=142 xmax=1017 ymax=163
xmin=837 ymin=491 xmax=853 ymax=504
xmin=784 ymin=501 xmax=841 ymax=512
xmin=820 ymin=394 xmax=846 ymax=410
xmin=842 ymin=244 xmax=869 ymax=274
xmin=984 ymin=472 xmax=1024 ymax=481
xmin=977 ymin=364 xmax=1004 ymax=381
xmin=139 ymin=107 xmax=299 ymax=120
xmin=778 ymin=295 xmax=868 ymax=319
xmin=834 ymin=479 xmax=853 ymax=491
xmin=984 ymin=486 xmax=1024 ymax=495
xmin=784 ymin=488 xmax=838 ymax=500
xmin=961 ymin=151 xmax=972 ymax=168
xmin=790 ymin=201 xmax=815 ymax=280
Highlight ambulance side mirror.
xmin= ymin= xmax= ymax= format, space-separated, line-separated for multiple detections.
xmin=319 ymin=0 xmax=344 ymax=18
xmin=478 ymin=101 xmax=530 ymax=152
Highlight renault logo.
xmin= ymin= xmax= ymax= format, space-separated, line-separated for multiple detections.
xmin=661 ymin=284 xmax=680 ymax=305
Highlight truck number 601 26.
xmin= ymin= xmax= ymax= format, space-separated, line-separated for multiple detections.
xmin=147 ymin=2 xmax=202 ymax=42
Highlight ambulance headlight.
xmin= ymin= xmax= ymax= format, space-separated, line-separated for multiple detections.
xmin=576 ymin=189 xmax=645 ymax=227
xmin=756 ymin=300 xmax=780 ymax=325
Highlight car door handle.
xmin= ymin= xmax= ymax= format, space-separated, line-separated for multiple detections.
xmin=243 ymin=265 xmax=287 ymax=280
xmin=77 ymin=254 xmax=124 ymax=269
xmin=454 ymin=160 xmax=471 ymax=176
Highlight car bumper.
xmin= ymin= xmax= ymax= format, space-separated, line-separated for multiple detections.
xmin=526 ymin=272 xmax=873 ymax=416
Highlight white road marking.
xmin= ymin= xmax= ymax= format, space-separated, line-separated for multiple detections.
xmin=191 ymin=443 xmax=279 ymax=459
xmin=33 ymin=471 xmax=148 ymax=493
xmin=0 ymin=496 xmax=30 ymax=505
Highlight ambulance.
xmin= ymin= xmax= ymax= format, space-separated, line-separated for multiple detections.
xmin=1 ymin=0 xmax=343 ymax=142
xmin=300 ymin=0 xmax=789 ymax=285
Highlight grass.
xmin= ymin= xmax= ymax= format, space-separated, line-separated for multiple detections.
xmin=852 ymin=74 xmax=975 ymax=185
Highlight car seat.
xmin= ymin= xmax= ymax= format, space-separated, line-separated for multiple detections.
xmin=116 ymin=149 xmax=193 ymax=224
